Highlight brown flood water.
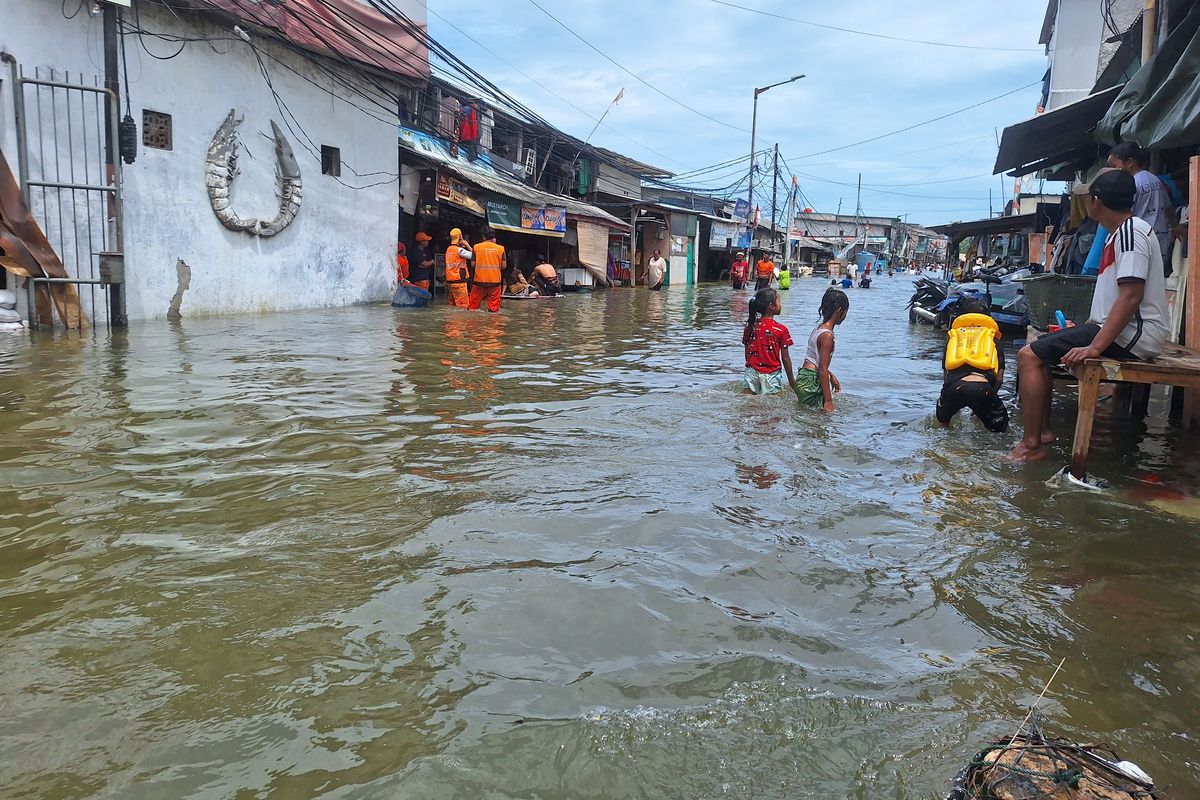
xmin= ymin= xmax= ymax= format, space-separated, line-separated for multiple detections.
xmin=1 ymin=278 xmax=1198 ymax=799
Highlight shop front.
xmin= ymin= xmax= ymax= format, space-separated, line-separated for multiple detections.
xmin=398 ymin=124 xmax=628 ymax=295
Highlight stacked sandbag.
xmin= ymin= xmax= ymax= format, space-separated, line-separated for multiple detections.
xmin=0 ymin=289 xmax=24 ymax=330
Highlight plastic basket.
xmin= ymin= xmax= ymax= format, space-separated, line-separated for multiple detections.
xmin=1016 ymin=274 xmax=1096 ymax=330
xmin=391 ymin=283 xmax=432 ymax=308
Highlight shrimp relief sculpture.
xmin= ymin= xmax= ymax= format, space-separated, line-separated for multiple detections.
xmin=205 ymin=110 xmax=302 ymax=237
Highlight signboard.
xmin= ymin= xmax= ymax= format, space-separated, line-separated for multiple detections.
xmin=521 ymin=206 xmax=566 ymax=233
xmin=436 ymin=173 xmax=485 ymax=216
xmin=736 ymin=230 xmax=751 ymax=249
xmin=486 ymin=199 xmax=566 ymax=237
xmin=733 ymin=198 xmax=751 ymax=220
xmin=595 ymin=163 xmax=642 ymax=200
xmin=710 ymin=221 xmax=738 ymax=248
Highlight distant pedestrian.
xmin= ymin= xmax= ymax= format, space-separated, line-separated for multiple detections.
xmin=469 ymin=228 xmax=506 ymax=313
xmin=410 ymin=232 xmax=434 ymax=292
xmin=730 ymin=251 xmax=749 ymax=289
xmin=794 ymin=288 xmax=849 ymax=412
xmin=741 ymin=288 xmax=795 ymax=395
xmin=647 ymin=249 xmax=667 ymax=290
xmin=445 ymin=228 xmax=473 ymax=307
xmin=859 ymin=272 xmax=872 ymax=289
xmin=840 ymin=275 xmax=853 ymax=289
xmin=755 ymin=252 xmax=776 ymax=291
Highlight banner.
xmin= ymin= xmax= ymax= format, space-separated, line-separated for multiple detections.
xmin=710 ymin=221 xmax=738 ymax=248
xmin=736 ymin=230 xmax=751 ymax=249
xmin=487 ymin=198 xmax=566 ymax=236
xmin=733 ymin=198 xmax=751 ymax=220
xmin=436 ymin=173 xmax=485 ymax=216
xmin=522 ymin=205 xmax=566 ymax=233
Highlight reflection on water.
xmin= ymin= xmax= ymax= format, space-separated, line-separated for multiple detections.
xmin=1 ymin=279 xmax=1198 ymax=799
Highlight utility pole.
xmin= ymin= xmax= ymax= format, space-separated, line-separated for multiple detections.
xmin=770 ymin=143 xmax=779 ymax=252
xmin=102 ymin=2 xmax=127 ymax=326
xmin=747 ymin=74 xmax=804 ymax=254
xmin=989 ymin=188 xmax=994 ymax=217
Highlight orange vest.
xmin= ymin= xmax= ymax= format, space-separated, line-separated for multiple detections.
xmin=756 ymin=259 xmax=775 ymax=278
xmin=445 ymin=244 xmax=469 ymax=282
xmin=472 ymin=241 xmax=505 ymax=285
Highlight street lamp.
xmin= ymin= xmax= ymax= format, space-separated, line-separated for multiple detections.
xmin=747 ymin=74 xmax=804 ymax=253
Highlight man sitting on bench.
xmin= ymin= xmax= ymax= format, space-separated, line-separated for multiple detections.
xmin=1011 ymin=168 xmax=1171 ymax=463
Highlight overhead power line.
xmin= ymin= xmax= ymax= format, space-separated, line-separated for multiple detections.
xmin=425 ymin=7 xmax=686 ymax=169
xmin=710 ymin=0 xmax=1043 ymax=52
xmin=792 ymin=81 xmax=1042 ymax=160
xmin=524 ymin=0 xmax=750 ymax=133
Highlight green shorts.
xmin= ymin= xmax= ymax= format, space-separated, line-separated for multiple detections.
xmin=793 ymin=367 xmax=823 ymax=408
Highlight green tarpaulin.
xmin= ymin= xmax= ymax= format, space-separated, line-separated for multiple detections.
xmin=1097 ymin=5 xmax=1200 ymax=148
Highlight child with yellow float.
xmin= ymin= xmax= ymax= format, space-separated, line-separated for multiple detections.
xmin=935 ymin=299 xmax=1010 ymax=433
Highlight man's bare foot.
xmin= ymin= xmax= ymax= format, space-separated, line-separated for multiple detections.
xmin=1009 ymin=443 xmax=1049 ymax=463
xmin=1040 ymin=432 xmax=1057 ymax=444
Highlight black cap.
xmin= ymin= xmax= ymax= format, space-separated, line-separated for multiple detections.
xmin=1089 ymin=169 xmax=1135 ymax=211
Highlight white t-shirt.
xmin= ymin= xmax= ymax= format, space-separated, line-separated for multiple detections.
xmin=647 ymin=257 xmax=667 ymax=285
xmin=1089 ymin=216 xmax=1170 ymax=359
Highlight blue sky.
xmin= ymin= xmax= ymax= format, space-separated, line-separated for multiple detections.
xmin=428 ymin=0 xmax=1053 ymax=227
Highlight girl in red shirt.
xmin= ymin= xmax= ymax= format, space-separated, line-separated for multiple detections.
xmin=742 ymin=288 xmax=795 ymax=395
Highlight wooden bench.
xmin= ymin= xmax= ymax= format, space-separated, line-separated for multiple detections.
xmin=1068 ymin=341 xmax=1200 ymax=478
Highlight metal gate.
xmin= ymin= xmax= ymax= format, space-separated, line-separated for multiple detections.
xmin=7 ymin=59 xmax=124 ymax=330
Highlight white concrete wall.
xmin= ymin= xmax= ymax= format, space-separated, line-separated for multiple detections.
xmin=2 ymin=0 xmax=408 ymax=321
xmin=1045 ymin=0 xmax=1105 ymax=109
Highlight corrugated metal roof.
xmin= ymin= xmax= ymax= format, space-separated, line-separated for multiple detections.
xmin=398 ymin=127 xmax=628 ymax=229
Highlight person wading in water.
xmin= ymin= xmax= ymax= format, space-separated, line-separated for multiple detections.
xmin=445 ymin=228 xmax=473 ymax=307
xmin=469 ymin=229 xmax=506 ymax=313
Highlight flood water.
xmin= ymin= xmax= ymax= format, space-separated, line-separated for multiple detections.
xmin=1 ymin=277 xmax=1198 ymax=799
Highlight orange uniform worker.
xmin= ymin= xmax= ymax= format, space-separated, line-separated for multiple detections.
xmin=754 ymin=253 xmax=776 ymax=291
xmin=445 ymin=228 xmax=473 ymax=307
xmin=396 ymin=242 xmax=410 ymax=283
xmin=469 ymin=228 xmax=506 ymax=313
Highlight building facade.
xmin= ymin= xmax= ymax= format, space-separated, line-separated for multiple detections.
xmin=1 ymin=0 xmax=428 ymax=324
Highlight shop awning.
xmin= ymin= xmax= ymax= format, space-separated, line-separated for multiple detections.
xmin=930 ymin=212 xmax=1038 ymax=241
xmin=1096 ymin=4 xmax=1200 ymax=149
xmin=993 ymin=85 xmax=1123 ymax=176
xmin=398 ymin=127 xmax=629 ymax=231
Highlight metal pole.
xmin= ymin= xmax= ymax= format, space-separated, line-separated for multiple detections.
xmin=770 ymin=143 xmax=779 ymax=254
xmin=102 ymin=4 xmax=127 ymax=326
xmin=747 ymin=89 xmax=758 ymax=253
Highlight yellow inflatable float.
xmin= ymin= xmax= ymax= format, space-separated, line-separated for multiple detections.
xmin=944 ymin=313 xmax=1001 ymax=372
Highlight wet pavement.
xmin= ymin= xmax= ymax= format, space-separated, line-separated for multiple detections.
xmin=1 ymin=277 xmax=1197 ymax=799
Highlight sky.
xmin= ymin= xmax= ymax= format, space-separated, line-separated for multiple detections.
xmin=427 ymin=0 xmax=1055 ymax=228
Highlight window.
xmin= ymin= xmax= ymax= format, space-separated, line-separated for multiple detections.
xmin=142 ymin=110 xmax=172 ymax=150
xmin=321 ymin=145 xmax=341 ymax=177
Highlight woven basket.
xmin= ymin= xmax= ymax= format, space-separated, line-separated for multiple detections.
xmin=1017 ymin=274 xmax=1097 ymax=330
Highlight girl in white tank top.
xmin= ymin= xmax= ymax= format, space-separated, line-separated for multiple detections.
xmin=794 ymin=289 xmax=850 ymax=411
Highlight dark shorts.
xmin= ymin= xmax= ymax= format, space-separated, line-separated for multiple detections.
xmin=754 ymin=277 xmax=771 ymax=290
xmin=1029 ymin=323 xmax=1136 ymax=365
xmin=936 ymin=378 xmax=1009 ymax=432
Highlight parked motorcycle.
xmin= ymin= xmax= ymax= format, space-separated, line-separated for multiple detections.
xmin=908 ymin=268 xmax=1030 ymax=334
